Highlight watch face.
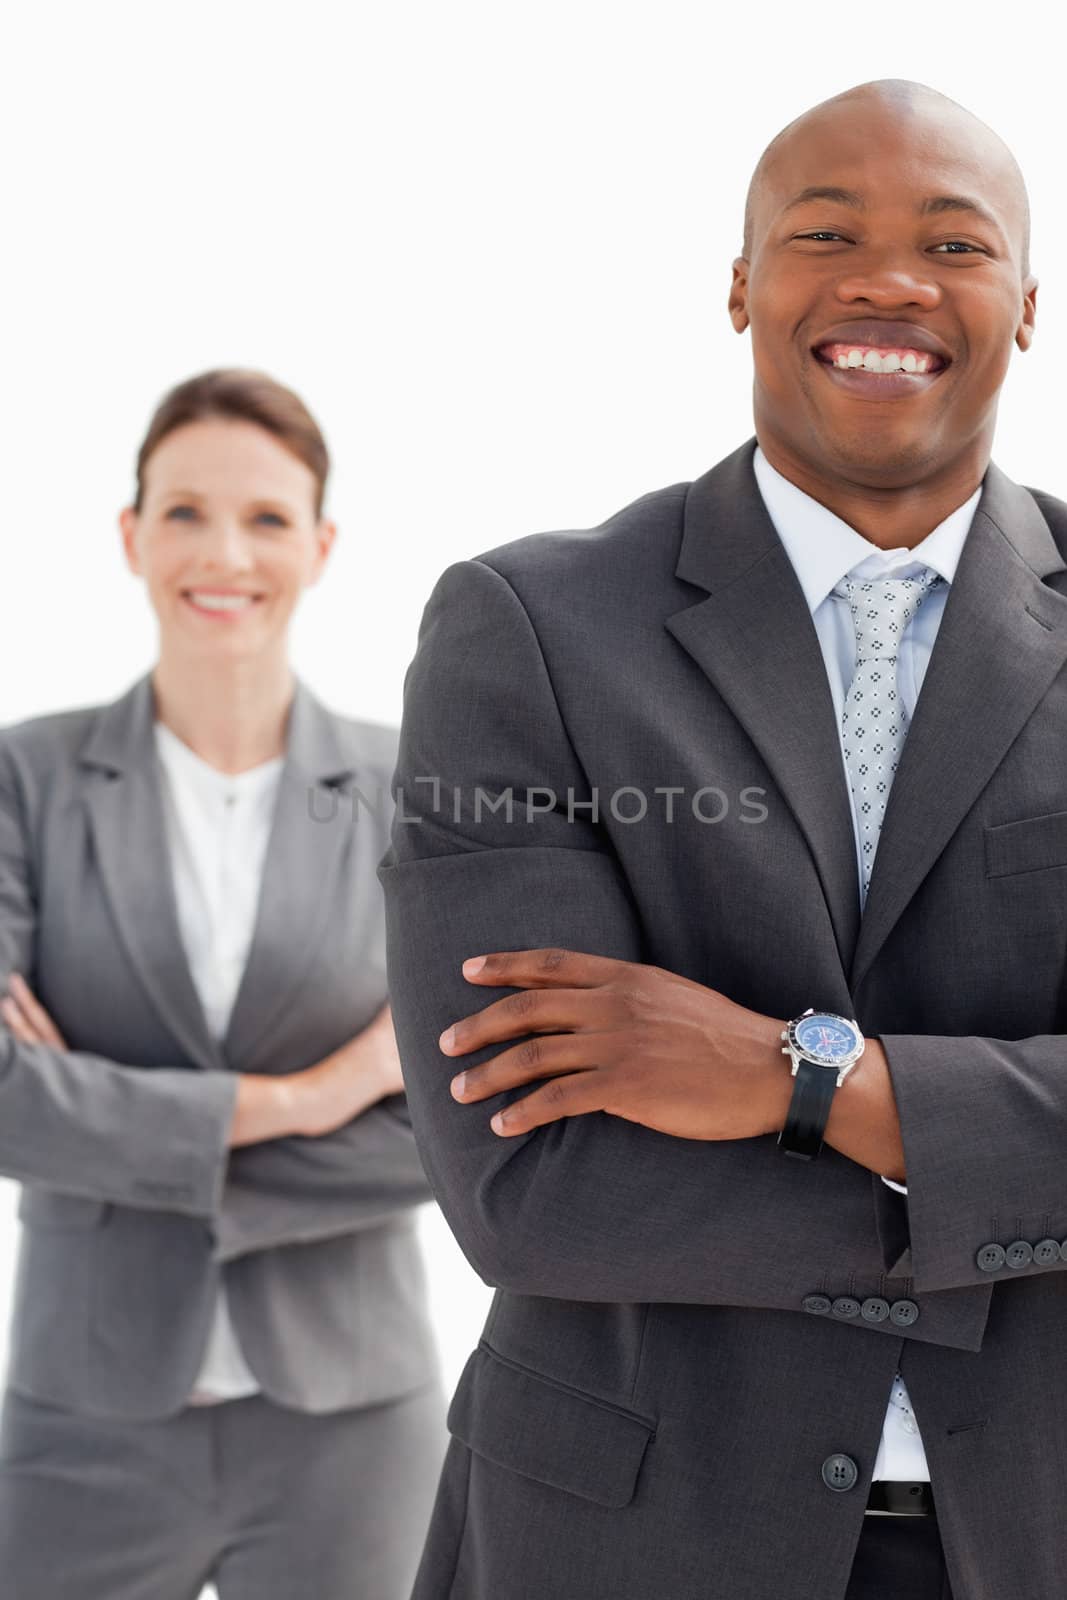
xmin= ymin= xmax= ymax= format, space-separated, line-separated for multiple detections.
xmin=794 ymin=1013 xmax=859 ymax=1063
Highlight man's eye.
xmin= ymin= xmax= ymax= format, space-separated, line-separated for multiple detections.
xmin=795 ymin=233 xmax=983 ymax=255
xmin=255 ymin=512 xmax=288 ymax=527
xmin=166 ymin=505 xmax=198 ymax=520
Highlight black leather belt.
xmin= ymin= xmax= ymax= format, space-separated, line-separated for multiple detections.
xmin=865 ymin=1480 xmax=936 ymax=1517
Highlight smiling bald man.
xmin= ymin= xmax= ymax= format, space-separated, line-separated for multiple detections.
xmin=381 ymin=79 xmax=1065 ymax=1599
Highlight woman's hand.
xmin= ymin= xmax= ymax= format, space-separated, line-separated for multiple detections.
xmin=0 ymin=974 xmax=405 ymax=1147
xmin=294 ymin=1003 xmax=406 ymax=1137
xmin=0 ymin=974 xmax=68 ymax=1050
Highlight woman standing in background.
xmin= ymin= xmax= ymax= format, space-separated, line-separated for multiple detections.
xmin=0 ymin=369 xmax=447 ymax=1598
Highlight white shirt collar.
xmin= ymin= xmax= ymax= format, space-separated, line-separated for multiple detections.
xmin=751 ymin=443 xmax=983 ymax=616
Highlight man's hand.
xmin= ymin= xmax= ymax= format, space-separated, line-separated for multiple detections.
xmin=0 ymin=974 xmax=68 ymax=1049
xmin=440 ymin=948 xmax=789 ymax=1141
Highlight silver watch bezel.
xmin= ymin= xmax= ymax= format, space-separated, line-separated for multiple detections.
xmin=780 ymin=1008 xmax=866 ymax=1089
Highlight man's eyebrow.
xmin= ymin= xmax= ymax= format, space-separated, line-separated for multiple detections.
xmin=780 ymin=185 xmax=1003 ymax=233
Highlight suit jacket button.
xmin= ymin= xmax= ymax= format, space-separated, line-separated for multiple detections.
xmin=1034 ymin=1238 xmax=1060 ymax=1265
xmin=889 ymin=1299 xmax=919 ymax=1326
xmin=803 ymin=1294 xmax=831 ymax=1315
xmin=1005 ymin=1240 xmax=1034 ymax=1269
xmin=821 ymin=1453 xmax=859 ymax=1493
xmin=860 ymin=1297 xmax=890 ymax=1323
xmin=976 ymin=1243 xmax=1006 ymax=1272
xmin=831 ymin=1296 xmax=861 ymax=1319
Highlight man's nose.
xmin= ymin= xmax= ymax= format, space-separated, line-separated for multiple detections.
xmin=834 ymin=259 xmax=942 ymax=310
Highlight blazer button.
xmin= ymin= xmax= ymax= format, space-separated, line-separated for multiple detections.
xmin=802 ymin=1294 xmax=832 ymax=1315
xmin=831 ymin=1296 xmax=861 ymax=1319
xmin=821 ymin=1453 xmax=859 ymax=1493
xmin=976 ymin=1243 xmax=1006 ymax=1272
xmin=1005 ymin=1240 xmax=1034 ymax=1269
xmin=860 ymin=1297 xmax=890 ymax=1323
xmin=1061 ymin=1240 xmax=1067 ymax=1262
xmin=1033 ymin=1238 xmax=1061 ymax=1265
xmin=889 ymin=1299 xmax=920 ymax=1326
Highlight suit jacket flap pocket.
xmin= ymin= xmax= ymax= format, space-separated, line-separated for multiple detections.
xmin=985 ymin=808 xmax=1067 ymax=877
xmin=447 ymin=1342 xmax=654 ymax=1509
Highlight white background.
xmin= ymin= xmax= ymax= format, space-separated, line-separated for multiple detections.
xmin=0 ymin=4 xmax=1059 ymax=1582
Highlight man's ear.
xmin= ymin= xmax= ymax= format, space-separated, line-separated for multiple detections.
xmin=728 ymin=258 xmax=750 ymax=335
xmin=1016 ymin=277 xmax=1038 ymax=352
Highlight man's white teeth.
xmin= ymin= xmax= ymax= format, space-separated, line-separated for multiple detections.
xmin=187 ymin=592 xmax=256 ymax=610
xmin=832 ymin=348 xmax=934 ymax=374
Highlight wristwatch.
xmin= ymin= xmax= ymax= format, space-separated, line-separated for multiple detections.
xmin=777 ymin=1009 xmax=865 ymax=1161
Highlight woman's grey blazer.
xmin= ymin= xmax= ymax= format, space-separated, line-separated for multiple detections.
xmin=0 ymin=670 xmax=439 ymax=1419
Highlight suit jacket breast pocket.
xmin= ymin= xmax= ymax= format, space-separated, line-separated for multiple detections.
xmin=984 ymin=808 xmax=1067 ymax=878
xmin=446 ymin=1341 xmax=656 ymax=1509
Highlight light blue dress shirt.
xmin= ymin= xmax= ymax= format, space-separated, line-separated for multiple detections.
xmin=751 ymin=442 xmax=984 ymax=1481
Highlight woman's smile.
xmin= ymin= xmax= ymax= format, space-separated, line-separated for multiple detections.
xmin=180 ymin=587 xmax=266 ymax=619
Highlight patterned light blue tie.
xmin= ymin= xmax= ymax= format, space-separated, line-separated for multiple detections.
xmin=835 ymin=567 xmax=944 ymax=908
xmin=835 ymin=564 xmax=943 ymax=1457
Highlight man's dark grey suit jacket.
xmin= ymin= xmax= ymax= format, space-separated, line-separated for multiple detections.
xmin=379 ymin=435 xmax=1067 ymax=1600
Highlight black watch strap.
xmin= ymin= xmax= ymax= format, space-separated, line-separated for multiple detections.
xmin=777 ymin=1059 xmax=838 ymax=1160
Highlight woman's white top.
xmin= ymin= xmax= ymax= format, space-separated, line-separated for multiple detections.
xmin=153 ymin=717 xmax=285 ymax=1405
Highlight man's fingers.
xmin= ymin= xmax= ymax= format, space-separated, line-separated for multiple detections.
xmin=440 ymin=987 xmax=602 ymax=1058
xmin=450 ymin=1031 xmax=601 ymax=1102
xmin=461 ymin=948 xmax=629 ymax=989
xmin=489 ymin=1068 xmax=606 ymax=1136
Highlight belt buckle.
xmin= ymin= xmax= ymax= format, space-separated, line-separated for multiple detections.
xmin=865 ymin=1480 xmax=935 ymax=1517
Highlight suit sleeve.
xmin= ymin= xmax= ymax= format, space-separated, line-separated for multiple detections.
xmin=0 ymin=745 xmax=237 ymax=1212
xmin=0 ymin=739 xmax=433 ymax=1240
xmin=209 ymin=1095 xmax=435 ymax=1262
xmin=0 ymin=1032 xmax=240 ymax=1215
xmin=878 ymin=1032 xmax=1067 ymax=1292
xmin=377 ymin=557 xmax=986 ymax=1347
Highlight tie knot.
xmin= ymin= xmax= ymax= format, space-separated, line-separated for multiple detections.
xmin=834 ymin=566 xmax=943 ymax=658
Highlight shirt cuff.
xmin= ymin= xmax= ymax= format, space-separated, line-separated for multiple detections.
xmin=880 ymin=1174 xmax=909 ymax=1195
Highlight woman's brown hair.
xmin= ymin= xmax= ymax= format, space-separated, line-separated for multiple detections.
xmin=133 ymin=368 xmax=330 ymax=518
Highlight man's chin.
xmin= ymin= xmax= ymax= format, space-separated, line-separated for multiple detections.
xmin=809 ymin=426 xmax=941 ymax=487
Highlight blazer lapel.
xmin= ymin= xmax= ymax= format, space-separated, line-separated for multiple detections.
xmin=665 ymin=437 xmax=862 ymax=978
xmin=81 ymin=670 xmax=361 ymax=1073
xmin=849 ymin=462 xmax=1067 ymax=994
xmin=80 ymin=672 xmax=227 ymax=1072
xmin=220 ymin=676 xmax=360 ymax=1067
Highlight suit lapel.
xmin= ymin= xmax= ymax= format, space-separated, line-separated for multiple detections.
xmin=665 ymin=437 xmax=862 ymax=976
xmin=80 ymin=670 xmax=360 ymax=1072
xmin=221 ymin=682 xmax=359 ymax=1065
xmin=849 ymin=462 xmax=1067 ymax=993
xmin=664 ymin=436 xmax=1067 ymax=998
xmin=81 ymin=673 xmax=225 ymax=1072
